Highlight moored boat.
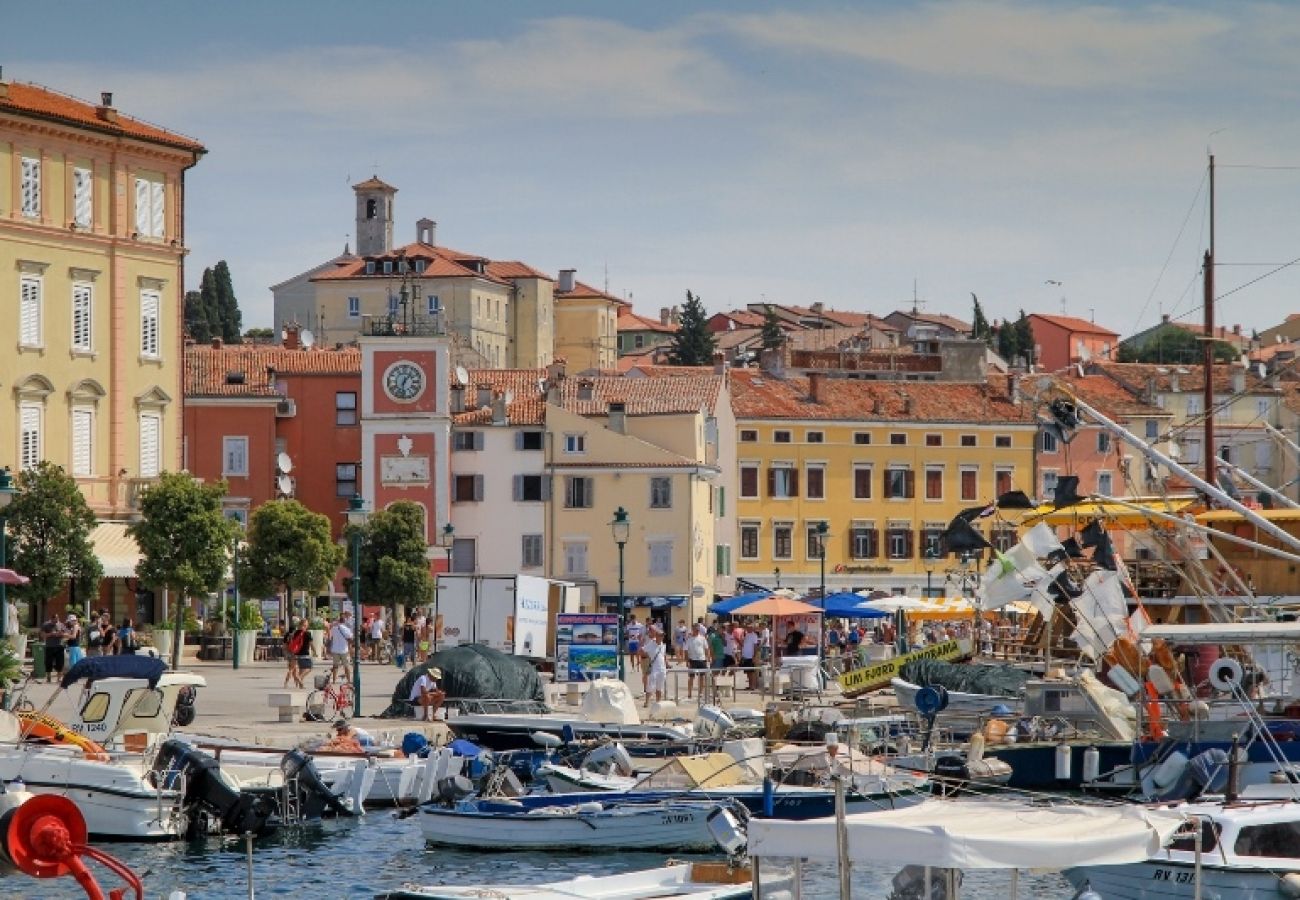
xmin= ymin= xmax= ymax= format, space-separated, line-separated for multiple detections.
xmin=377 ymin=861 xmax=759 ymax=900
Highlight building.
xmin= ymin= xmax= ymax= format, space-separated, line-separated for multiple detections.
xmin=1258 ymin=314 xmax=1300 ymax=347
xmin=883 ymin=309 xmax=972 ymax=340
xmin=730 ymin=368 xmax=1036 ymax=595
xmin=1027 ymin=314 xmax=1120 ymax=372
xmin=1120 ymin=314 xmax=1253 ymax=360
xmin=616 ymin=303 xmax=677 ymax=358
xmin=553 ymin=272 xmax=621 ymax=372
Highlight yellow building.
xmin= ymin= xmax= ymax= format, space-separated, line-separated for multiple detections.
xmin=544 ymin=371 xmax=733 ymax=624
xmin=730 ymin=369 xmax=1037 ymax=595
xmin=0 ymin=78 xmax=204 ymax=516
xmin=553 ymin=272 xmax=621 ymax=372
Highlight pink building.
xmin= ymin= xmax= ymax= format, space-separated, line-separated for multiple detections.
xmin=1028 ymin=314 xmax=1120 ymax=372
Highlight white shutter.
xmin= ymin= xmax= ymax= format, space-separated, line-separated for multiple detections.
xmin=139 ymin=413 xmax=161 ymax=477
xmin=140 ymin=290 xmax=160 ymax=356
xmin=72 ymin=283 xmax=92 ymax=350
xmin=73 ymin=167 xmax=93 ymax=227
xmin=71 ymin=408 xmax=93 ymax=476
xmin=134 ymin=178 xmax=151 ymax=235
xmin=150 ymin=179 xmax=166 ymax=238
xmin=19 ymin=276 xmax=41 ymax=346
xmin=20 ymin=157 xmax=40 ymax=218
xmin=19 ymin=405 xmax=41 ymax=470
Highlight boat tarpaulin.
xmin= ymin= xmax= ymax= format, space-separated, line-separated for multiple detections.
xmin=60 ymin=655 xmax=167 ymax=689
xmin=747 ymin=798 xmax=1184 ymax=869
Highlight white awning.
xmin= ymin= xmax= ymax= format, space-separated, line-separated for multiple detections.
xmin=89 ymin=522 xmax=142 ymax=578
xmin=1141 ymin=621 xmax=1300 ymax=644
xmin=747 ymin=799 xmax=1184 ymax=869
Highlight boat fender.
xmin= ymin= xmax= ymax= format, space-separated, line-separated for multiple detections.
xmin=1209 ymin=658 xmax=1243 ymax=693
xmin=1072 ymin=884 xmax=1103 ymax=900
xmin=966 ymin=731 xmax=986 ymax=764
xmin=575 ymin=802 xmax=604 ymax=814
xmin=762 ymin=777 xmax=775 ymax=818
xmin=1152 ymin=751 xmax=1189 ymax=790
xmin=1082 ymin=746 xmax=1101 ymax=783
xmin=1280 ymin=872 xmax=1300 ymax=898
xmin=1055 ymin=744 xmax=1072 ymax=781
xmin=1148 ymin=665 xmax=1175 ymax=696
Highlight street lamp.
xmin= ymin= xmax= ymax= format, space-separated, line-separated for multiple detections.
xmin=440 ymin=523 xmax=455 ymax=573
xmin=610 ymin=507 xmax=630 ymax=681
xmin=774 ymin=567 xmax=781 ymax=589
xmin=923 ymin=548 xmax=939 ymax=598
xmin=231 ymin=530 xmax=244 ymax=671
xmin=815 ymin=522 xmax=829 ymax=601
xmin=0 ymin=468 xmax=16 ymax=642
xmin=345 ymin=494 xmax=371 ymax=716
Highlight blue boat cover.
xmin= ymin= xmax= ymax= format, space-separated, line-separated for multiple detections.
xmin=60 ymin=655 xmax=167 ymax=689
xmin=448 ymin=739 xmax=482 ymax=757
xmin=809 ymin=592 xmax=891 ymax=618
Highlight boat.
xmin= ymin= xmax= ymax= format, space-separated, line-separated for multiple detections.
xmin=416 ymin=796 xmax=745 ymax=852
xmin=377 ymin=861 xmax=759 ymax=900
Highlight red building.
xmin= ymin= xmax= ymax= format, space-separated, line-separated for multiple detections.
xmin=1028 ymin=314 xmax=1120 ymax=372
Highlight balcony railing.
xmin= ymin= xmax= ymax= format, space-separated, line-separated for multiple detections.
xmin=362 ymin=313 xmax=445 ymax=338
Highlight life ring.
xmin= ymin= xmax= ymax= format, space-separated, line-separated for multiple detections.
xmin=834 ymin=564 xmax=846 ymax=574
xmin=15 ymin=711 xmax=108 ymax=760
xmin=1209 ymin=658 xmax=1243 ymax=692
xmin=1143 ymin=681 xmax=1166 ymax=740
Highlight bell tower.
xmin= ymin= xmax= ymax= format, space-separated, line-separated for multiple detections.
xmin=353 ymin=176 xmax=397 ymax=257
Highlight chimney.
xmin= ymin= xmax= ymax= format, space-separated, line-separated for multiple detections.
xmin=901 ymin=395 xmax=913 ymax=416
xmin=545 ymin=359 xmax=566 ymax=391
xmin=416 ymin=218 xmax=436 ymax=245
xmin=608 ymin=401 xmax=627 ymax=434
xmin=1145 ymin=376 xmax=1157 ymax=402
xmin=283 ymin=323 xmax=301 ymax=350
xmin=759 ymin=346 xmax=785 ymax=379
xmin=1233 ymin=323 xmax=1242 ymax=336
xmin=1161 ymin=313 xmax=1171 ymax=323
xmin=491 ymin=390 xmax=508 ymax=426
xmin=267 ymin=366 xmax=278 ymax=393
xmin=809 ymin=372 xmax=826 ymax=404
xmin=1232 ymin=369 xmax=1246 ymax=394
xmin=660 ymin=307 xmax=671 ymax=325
xmin=558 ymin=269 xmax=576 ymax=293
xmin=577 ymin=378 xmax=595 ymax=401
xmin=671 ymin=305 xmax=680 ymax=324
xmin=476 ymin=382 xmax=493 ymax=409
xmin=1170 ymin=372 xmax=1180 ymax=394
xmin=211 ymin=337 xmax=224 ymax=350
xmin=97 ymin=91 xmax=117 ymax=123
xmin=871 ymin=396 xmax=883 ymax=415
xmin=1006 ymin=373 xmax=1021 ymax=405
xmin=713 ymin=350 xmax=726 ymax=375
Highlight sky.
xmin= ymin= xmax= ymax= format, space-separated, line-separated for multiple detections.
xmin=8 ymin=0 xmax=1300 ymax=337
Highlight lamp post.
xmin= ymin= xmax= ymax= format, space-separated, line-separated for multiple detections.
xmin=923 ymin=548 xmax=938 ymax=598
xmin=345 ymin=495 xmax=371 ymax=716
xmin=815 ymin=522 xmax=829 ymax=601
xmin=610 ymin=507 xmax=630 ymax=681
xmin=0 ymin=468 xmax=15 ymax=642
xmin=440 ymin=523 xmax=455 ymax=573
xmin=774 ymin=567 xmax=781 ymax=589
xmin=231 ymin=533 xmax=243 ymax=670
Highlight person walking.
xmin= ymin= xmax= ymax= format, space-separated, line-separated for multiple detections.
xmin=65 ymin=614 xmax=84 ymax=668
xmin=283 ymin=618 xmax=306 ymax=688
xmin=684 ymin=623 xmax=710 ymax=700
xmin=641 ymin=625 xmax=668 ymax=708
xmin=368 ymin=613 xmax=385 ymax=662
xmin=41 ymin=615 xmax=67 ymax=682
xmin=674 ymin=620 xmax=689 ymax=664
xmin=327 ymin=611 xmax=354 ymax=682
xmin=741 ymin=623 xmax=759 ymax=690
xmin=400 ymin=615 xmax=417 ymax=671
xmin=116 ymin=617 xmax=138 ymax=655
xmin=625 ymin=615 xmax=644 ymax=673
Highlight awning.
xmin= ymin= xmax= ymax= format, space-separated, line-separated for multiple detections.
xmin=1019 ymin=497 xmax=1195 ymax=526
xmin=598 ymin=595 xmax=687 ymax=609
xmin=89 ymin=522 xmax=142 ymax=578
xmin=1141 ymin=621 xmax=1300 ymax=644
xmin=748 ymin=798 xmax=1184 ymax=869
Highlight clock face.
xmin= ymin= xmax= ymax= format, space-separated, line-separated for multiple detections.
xmin=384 ymin=362 xmax=425 ymax=401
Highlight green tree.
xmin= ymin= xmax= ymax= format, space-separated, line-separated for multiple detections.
xmin=666 ymin=290 xmax=717 ymax=366
xmin=6 ymin=462 xmax=102 ymax=623
xmin=128 ymin=472 xmax=238 ymax=669
xmin=239 ymin=500 xmax=344 ymax=620
xmin=243 ymin=327 xmax=275 ymax=343
xmin=184 ymin=290 xmax=212 ymax=343
xmin=760 ymin=305 xmax=786 ymax=350
xmin=995 ymin=319 xmax=1020 ymax=363
xmin=1117 ymin=327 xmax=1239 ymax=364
xmin=970 ymin=293 xmax=993 ymax=345
xmin=213 ymin=260 xmax=243 ymax=344
xmin=349 ymin=501 xmax=433 ymax=613
xmin=1013 ymin=310 xmax=1035 ymax=364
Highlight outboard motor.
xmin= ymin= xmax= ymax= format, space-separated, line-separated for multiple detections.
xmin=889 ymin=864 xmax=962 ymax=900
xmin=152 ymin=739 xmax=273 ymax=838
xmin=436 ymin=775 xmax=475 ymax=803
xmin=281 ymin=748 xmax=354 ymax=820
xmin=172 ymin=685 xmax=197 ymax=727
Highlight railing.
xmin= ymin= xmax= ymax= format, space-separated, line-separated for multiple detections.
xmin=361 ymin=313 xmax=445 ymax=337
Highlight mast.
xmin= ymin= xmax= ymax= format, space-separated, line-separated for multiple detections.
xmin=1203 ymin=153 xmax=1216 ymax=487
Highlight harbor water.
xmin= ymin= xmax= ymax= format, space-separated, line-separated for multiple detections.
xmin=25 ymin=812 xmax=1074 ymax=899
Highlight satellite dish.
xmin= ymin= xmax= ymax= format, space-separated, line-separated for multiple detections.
xmin=1278 ymin=335 xmax=1285 ymax=344
xmin=455 ymin=365 xmax=469 ymax=386
xmin=277 ymin=474 xmax=294 ymax=496
xmin=1258 ymin=363 xmax=1267 ymax=379
xmin=301 ymin=329 xmax=315 ymax=349
xmin=277 ymin=452 xmax=293 ymax=474
xmin=503 ymin=389 xmax=515 ymax=405
xmin=279 ymin=328 xmax=287 ymax=342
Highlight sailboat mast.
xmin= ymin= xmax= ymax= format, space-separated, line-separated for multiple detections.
xmin=1203 ymin=153 xmax=1216 ymax=487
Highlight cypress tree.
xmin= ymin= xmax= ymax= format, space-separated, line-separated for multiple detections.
xmin=213 ymin=261 xmax=242 ymax=344
xmin=760 ymin=305 xmax=786 ymax=350
xmin=970 ymin=293 xmax=993 ymax=345
xmin=184 ymin=290 xmax=211 ymax=342
xmin=667 ymin=291 xmax=717 ymax=366
xmin=1014 ymin=309 xmax=1035 ymax=365
xmin=199 ymin=267 xmax=221 ymax=340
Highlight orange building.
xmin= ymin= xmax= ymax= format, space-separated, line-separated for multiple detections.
xmin=1028 ymin=314 xmax=1120 ymax=372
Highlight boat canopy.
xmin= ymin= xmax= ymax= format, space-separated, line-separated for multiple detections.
xmin=747 ymin=798 xmax=1183 ymax=869
xmin=1141 ymin=621 xmax=1300 ymax=644
xmin=59 ymin=655 xmax=166 ymax=689
xmin=1020 ymin=497 xmax=1195 ymax=526
xmin=635 ymin=753 xmax=745 ymax=790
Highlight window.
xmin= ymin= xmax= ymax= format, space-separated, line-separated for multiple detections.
xmin=851 ymin=526 xmax=879 ymax=559
xmin=806 ymin=465 xmax=825 ymax=499
xmin=365 ymin=260 xmax=376 ymax=275
xmin=854 ymin=432 xmax=871 ymax=445
xmin=1257 ymin=398 xmax=1272 ymax=417
xmin=20 ymin=156 xmax=40 ymax=218
xmin=806 ymin=431 xmax=824 ymax=444
xmin=335 ymin=392 xmax=357 ymax=425
xmin=715 ymin=544 xmax=732 ymax=576
xmin=773 ymin=525 xmax=793 ymax=560
xmin=563 ymin=433 xmax=586 ymax=454
xmin=921 ymin=525 xmax=943 ymax=558
xmin=740 ymin=465 xmax=759 ymax=498
xmin=1096 ymin=431 xmax=1111 ymax=453
xmin=1040 ymin=431 xmax=1058 ymax=453
xmin=1145 ymin=420 xmax=1160 ymax=440
xmin=133 ymin=177 xmax=165 ymax=238
xmin=925 ymin=434 xmax=942 ymax=447
xmin=1042 ymin=470 xmax=1059 ymax=498
xmin=890 ymin=433 xmax=906 ymax=446
xmin=71 ymin=282 xmax=93 ymax=351
xmin=388 ymin=294 xmax=399 ymax=315
xmin=383 ymin=260 xmax=393 ymax=275
xmin=650 ymin=477 xmax=672 ymax=509
xmin=1259 ymin=442 xmax=1274 ymax=470
xmin=19 ymin=404 xmax=42 ymax=470
xmin=774 ymin=430 xmax=792 ymax=444
xmin=453 ymin=431 xmax=484 ymax=451
xmin=415 ymin=259 xmax=427 ymax=275
xmin=71 ymin=408 xmax=94 ymax=477
xmin=335 ymin=463 xmax=357 ymax=497
xmin=741 ymin=524 xmax=760 ymax=559
xmin=564 ymin=476 xmax=594 ymax=508
xmin=453 ymin=474 xmax=485 ymax=502
xmin=806 ymin=523 xmax=828 ymax=559
xmin=995 ymin=435 xmax=1012 ymax=449
xmin=886 ymin=526 xmax=914 ymax=560
xmin=20 ymin=275 xmax=42 ymax=347
xmin=1186 ymin=396 xmax=1202 ymax=415
xmin=73 ymin=167 xmax=92 ymax=228
xmin=1097 ymin=471 xmax=1113 ymax=495
xmin=853 ymin=466 xmax=872 ymax=499
xmin=513 ymin=474 xmax=548 ymax=502
xmin=347 ymin=296 xmax=360 ymax=318
xmin=427 ymin=294 xmax=439 ymax=315
xmin=716 ymin=486 xmax=726 ymax=517
xmin=398 ymin=259 xmax=408 ymax=274
xmin=564 ymin=541 xmax=588 ymax=576
xmin=634 ymin=334 xmax=645 ymax=349
xmin=138 ymin=412 xmax=161 ymax=477
xmin=960 ymin=468 xmax=978 ymax=501
xmin=1234 ymin=822 xmax=1300 ymax=859
xmin=768 ymin=465 xmax=798 ymax=498
xmin=884 ymin=468 xmax=915 ymax=499
xmin=1167 ymin=820 xmax=1220 ymax=855
xmin=995 ymin=468 xmax=1012 ymax=496
xmin=925 ymin=467 xmax=943 ymax=500
xmin=140 ymin=290 xmax=160 ymax=357
xmin=222 ymin=437 xmax=249 ymax=476
xmin=649 ymin=541 xmax=673 ymax=577
xmin=521 ymin=534 xmax=544 ymax=568
xmin=961 ymin=434 xmax=976 ymax=448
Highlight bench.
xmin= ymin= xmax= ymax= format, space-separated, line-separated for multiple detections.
xmin=267 ymin=690 xmax=307 ymax=723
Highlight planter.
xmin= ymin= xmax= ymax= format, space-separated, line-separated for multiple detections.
xmin=6 ymin=634 xmax=27 ymax=664
xmin=153 ymin=629 xmax=177 ymax=660
xmin=310 ymin=629 xmax=325 ymax=658
xmin=237 ymin=630 xmax=259 ymax=666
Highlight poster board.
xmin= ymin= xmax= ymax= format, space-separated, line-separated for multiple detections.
xmin=555 ymin=613 xmax=619 ymax=682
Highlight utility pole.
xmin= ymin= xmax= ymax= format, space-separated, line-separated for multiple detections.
xmin=1204 ymin=153 xmax=1216 ymax=488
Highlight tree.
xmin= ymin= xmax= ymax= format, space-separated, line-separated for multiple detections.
xmin=128 ymin=472 xmax=238 ymax=669
xmin=185 ymin=261 xmax=244 ymax=344
xmin=6 ymin=462 xmax=102 ymax=623
xmin=212 ymin=260 xmax=243 ymax=344
xmin=243 ymin=327 xmax=275 ymax=343
xmin=184 ymin=290 xmax=212 ymax=343
xmin=1013 ymin=310 xmax=1035 ymax=364
xmin=666 ymin=290 xmax=717 ymax=366
xmin=995 ymin=319 xmax=1020 ymax=363
xmin=349 ymin=501 xmax=433 ymax=613
xmin=239 ymin=500 xmax=345 ymax=619
xmin=1117 ymin=327 xmax=1239 ymax=364
xmin=970 ymin=293 xmax=993 ymax=345
xmin=760 ymin=305 xmax=786 ymax=351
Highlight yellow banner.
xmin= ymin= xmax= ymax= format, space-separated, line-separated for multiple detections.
xmin=837 ymin=639 xmax=970 ymax=697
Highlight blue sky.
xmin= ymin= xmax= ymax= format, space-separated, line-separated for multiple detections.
xmin=9 ymin=1 xmax=1300 ymax=336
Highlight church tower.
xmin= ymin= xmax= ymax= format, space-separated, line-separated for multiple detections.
xmin=353 ymin=176 xmax=397 ymax=256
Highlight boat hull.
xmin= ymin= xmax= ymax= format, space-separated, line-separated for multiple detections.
xmin=1064 ymin=861 xmax=1293 ymax=899
xmin=445 ymin=714 xmax=692 ymax=752
xmin=417 ymin=801 xmax=728 ymax=851
xmin=379 ymin=863 xmax=756 ymax=900
xmin=891 ymin=677 xmax=1019 ymax=716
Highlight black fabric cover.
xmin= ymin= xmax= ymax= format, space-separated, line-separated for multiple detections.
xmin=898 ymin=659 xmax=1030 ymax=698
xmin=1079 ymin=519 xmax=1106 ymax=549
xmin=940 ymin=516 xmax=992 ymax=554
xmin=954 ymin=504 xmax=996 ymax=524
xmin=995 ymin=490 xmax=1035 ymax=509
xmin=1052 ymin=475 xmax=1084 ymax=508
xmin=378 ymin=643 xmax=544 ymax=718
xmin=1059 ymin=537 xmax=1086 ymax=558
xmin=60 ymin=655 xmax=167 ymax=689
xmin=1092 ymin=532 xmax=1118 ymax=571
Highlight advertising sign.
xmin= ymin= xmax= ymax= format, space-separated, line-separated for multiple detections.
xmin=837 ymin=639 xmax=971 ymax=697
xmin=555 ymin=613 xmax=620 ymax=682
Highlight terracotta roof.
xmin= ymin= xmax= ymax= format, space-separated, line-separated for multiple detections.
xmin=1028 ymin=313 xmax=1119 ymax=337
xmin=185 ymin=345 xmax=360 ymax=397
xmin=451 ymin=369 xmax=547 ymax=426
xmin=730 ymin=369 xmax=1033 ymax=423
xmin=626 ymin=365 xmax=713 ymax=378
xmin=352 ymin=176 xmax=396 ymax=192
xmin=557 ymin=374 xmax=723 ymax=416
xmin=1157 ymin=320 xmax=1251 ymax=347
xmin=619 ymin=306 xmax=677 ymax=333
xmin=1088 ymin=361 xmax=1277 ymax=395
xmin=1249 ymin=341 xmax=1300 ymax=364
xmin=1051 ymin=374 xmax=1169 ymax=418
xmin=549 ymin=459 xmax=703 ymax=469
xmin=1 ymin=81 xmax=204 ymax=153
xmin=890 ymin=310 xmax=972 ymax=333
xmin=485 ymin=260 xmax=553 ymax=281
xmin=556 ymin=280 xmax=621 ymax=302
xmin=714 ymin=310 xmax=768 ymax=329
xmin=311 ymin=243 xmax=509 ymax=284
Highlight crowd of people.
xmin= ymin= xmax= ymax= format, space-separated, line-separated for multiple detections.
xmin=38 ymin=610 xmax=141 ymax=682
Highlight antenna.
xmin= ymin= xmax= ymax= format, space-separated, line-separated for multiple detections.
xmin=455 ymin=365 xmax=469 ymax=386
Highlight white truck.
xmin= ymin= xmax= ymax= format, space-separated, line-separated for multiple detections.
xmin=434 ymin=574 xmax=580 ymax=658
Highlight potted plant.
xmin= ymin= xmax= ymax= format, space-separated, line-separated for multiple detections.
xmin=0 ymin=641 xmax=21 ymax=708
xmin=150 ymin=620 xmax=176 ymax=661
xmin=236 ymin=602 xmax=264 ymax=666
xmin=309 ymin=615 xmax=327 ymax=658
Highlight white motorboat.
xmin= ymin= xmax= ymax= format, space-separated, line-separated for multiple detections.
xmin=378 ymin=861 xmax=758 ymax=900
xmin=1064 ymin=798 xmax=1300 ymax=899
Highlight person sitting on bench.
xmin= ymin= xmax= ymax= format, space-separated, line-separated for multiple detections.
xmin=409 ymin=666 xmax=446 ymax=722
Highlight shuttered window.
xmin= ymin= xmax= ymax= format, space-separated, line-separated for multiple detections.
xmin=19 ymin=276 xmax=41 ymax=347
xmin=453 ymin=474 xmax=484 ymax=502
xmin=134 ymin=177 xmax=151 ymax=235
xmin=851 ymin=526 xmax=879 ymax=559
xmin=715 ymin=544 xmax=731 ymax=576
xmin=521 ymin=534 xmax=544 ymax=568
xmin=767 ymin=466 xmax=798 ymax=498
xmin=563 ymin=541 xmax=588 ymax=576
xmin=72 ymin=283 xmax=93 ymax=351
xmin=140 ymin=290 xmax=160 ymax=356
xmin=513 ymin=474 xmax=548 ymax=502
xmin=223 ymin=437 xmax=249 ymax=476
xmin=71 ymin=408 xmax=94 ymax=477
xmin=19 ymin=404 xmax=42 ymax=470
xmin=139 ymin=413 xmax=162 ymax=477
xmin=20 ymin=157 xmax=40 ymax=218
xmin=134 ymin=177 xmax=165 ymax=237
xmin=884 ymin=468 xmax=915 ymax=499
xmin=73 ymin=167 xmax=93 ymax=227
xmin=564 ymin=476 xmax=593 ymax=508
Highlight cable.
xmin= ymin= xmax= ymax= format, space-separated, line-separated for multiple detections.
xmin=1130 ymin=171 xmax=1208 ymax=337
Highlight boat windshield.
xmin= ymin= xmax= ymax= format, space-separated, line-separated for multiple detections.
xmin=1234 ymin=821 xmax=1300 ymax=858
xmin=1167 ymin=819 xmax=1220 ymax=853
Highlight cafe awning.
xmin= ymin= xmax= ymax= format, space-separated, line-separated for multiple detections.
xmin=1019 ymin=496 xmax=1196 ymax=527
xmin=89 ymin=521 xmax=142 ymax=578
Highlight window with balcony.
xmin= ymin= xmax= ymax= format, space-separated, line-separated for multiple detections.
xmin=71 ymin=407 xmax=94 ymax=477
xmin=138 ymin=412 xmax=161 ymax=477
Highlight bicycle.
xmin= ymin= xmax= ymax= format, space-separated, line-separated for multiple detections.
xmin=306 ymin=674 xmax=354 ymax=719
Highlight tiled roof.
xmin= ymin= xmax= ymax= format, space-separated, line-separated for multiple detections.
xmin=558 ymin=374 xmax=723 ymax=416
xmin=715 ymin=310 xmax=768 ymax=328
xmin=1156 ymin=320 xmax=1251 ymax=347
xmin=185 ymin=345 xmax=360 ymax=397
xmin=549 ymin=459 xmax=703 ymax=469
xmin=352 ymin=176 xmax=396 ymax=192
xmin=451 ymin=369 xmax=547 ymax=426
xmin=485 ymin=260 xmax=552 ymax=281
xmin=556 ymin=280 xmax=621 ymax=302
xmin=1089 ymin=361 xmax=1277 ymax=395
xmin=1051 ymin=374 xmax=1168 ymax=418
xmin=618 ymin=307 xmax=677 ymax=333
xmin=311 ymin=243 xmax=510 ymax=284
xmin=730 ymin=369 xmax=1033 ymax=423
xmin=1 ymin=82 xmax=205 ymax=153
xmin=890 ymin=310 xmax=973 ymax=333
xmin=1029 ymin=313 xmax=1119 ymax=337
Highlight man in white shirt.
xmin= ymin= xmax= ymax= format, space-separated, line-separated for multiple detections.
xmin=741 ymin=624 xmax=760 ymax=690
xmin=367 ymin=614 xmax=385 ymax=661
xmin=328 ymin=611 xmax=355 ymax=681
xmin=409 ymin=666 xmax=445 ymax=721
xmin=684 ymin=624 xmax=710 ymax=700
xmin=641 ymin=626 xmax=668 ymax=707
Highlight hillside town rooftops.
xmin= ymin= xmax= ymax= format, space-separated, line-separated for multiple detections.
xmin=185 ymin=343 xmax=360 ymax=397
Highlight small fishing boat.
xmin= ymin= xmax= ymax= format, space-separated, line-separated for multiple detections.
xmin=377 ymin=861 xmax=758 ymax=900
xmin=416 ymin=797 xmax=745 ymax=852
